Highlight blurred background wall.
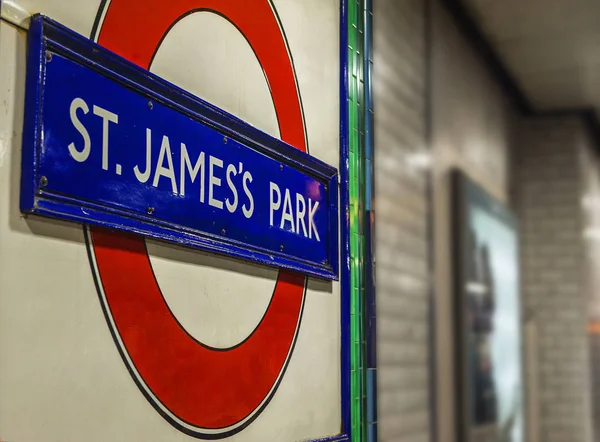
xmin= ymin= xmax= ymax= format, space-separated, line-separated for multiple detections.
xmin=374 ymin=0 xmax=430 ymax=440
xmin=513 ymin=117 xmax=595 ymax=442
xmin=430 ymin=1 xmax=514 ymax=440
xmin=374 ymin=0 xmax=599 ymax=441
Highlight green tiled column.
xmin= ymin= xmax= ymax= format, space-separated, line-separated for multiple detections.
xmin=347 ymin=0 xmax=367 ymax=439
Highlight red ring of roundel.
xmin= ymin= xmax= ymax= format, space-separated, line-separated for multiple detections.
xmin=87 ymin=0 xmax=307 ymax=437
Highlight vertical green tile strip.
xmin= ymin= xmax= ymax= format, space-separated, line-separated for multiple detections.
xmin=347 ymin=0 xmax=367 ymax=439
xmin=363 ymin=0 xmax=377 ymax=440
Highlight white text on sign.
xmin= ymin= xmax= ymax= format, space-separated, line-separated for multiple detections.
xmin=66 ymin=97 xmax=321 ymax=241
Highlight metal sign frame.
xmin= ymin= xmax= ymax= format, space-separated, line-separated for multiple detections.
xmin=21 ymin=15 xmax=339 ymax=280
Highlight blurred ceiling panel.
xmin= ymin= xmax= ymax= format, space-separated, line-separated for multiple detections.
xmin=463 ymin=0 xmax=600 ymax=113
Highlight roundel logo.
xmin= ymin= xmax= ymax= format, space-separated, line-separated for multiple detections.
xmin=85 ymin=0 xmax=308 ymax=438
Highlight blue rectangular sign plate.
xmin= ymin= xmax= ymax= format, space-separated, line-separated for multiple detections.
xmin=21 ymin=16 xmax=339 ymax=280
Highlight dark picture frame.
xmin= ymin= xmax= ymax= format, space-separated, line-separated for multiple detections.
xmin=452 ymin=170 xmax=525 ymax=442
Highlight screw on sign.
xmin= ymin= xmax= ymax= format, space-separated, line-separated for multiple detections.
xmin=87 ymin=0 xmax=309 ymax=438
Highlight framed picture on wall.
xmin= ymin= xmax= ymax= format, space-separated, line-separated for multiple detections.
xmin=452 ymin=170 xmax=525 ymax=442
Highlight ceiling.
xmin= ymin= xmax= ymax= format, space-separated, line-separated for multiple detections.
xmin=461 ymin=0 xmax=600 ymax=113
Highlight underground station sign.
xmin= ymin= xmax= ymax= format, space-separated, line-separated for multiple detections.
xmin=21 ymin=16 xmax=339 ymax=280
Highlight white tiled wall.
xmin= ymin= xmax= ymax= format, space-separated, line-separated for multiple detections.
xmin=430 ymin=2 xmax=514 ymax=441
xmin=514 ymin=117 xmax=594 ymax=442
xmin=375 ymin=1 xmax=516 ymax=441
xmin=374 ymin=0 xmax=430 ymax=441
xmin=581 ymin=129 xmax=600 ymax=442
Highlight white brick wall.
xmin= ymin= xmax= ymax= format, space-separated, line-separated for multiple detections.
xmin=376 ymin=5 xmax=596 ymax=442
xmin=590 ymin=335 xmax=600 ymax=440
xmin=430 ymin=2 xmax=514 ymax=441
xmin=513 ymin=117 xmax=593 ymax=442
xmin=375 ymin=2 xmax=514 ymax=441
xmin=579 ymin=122 xmax=600 ymax=442
xmin=374 ymin=0 xmax=430 ymax=441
